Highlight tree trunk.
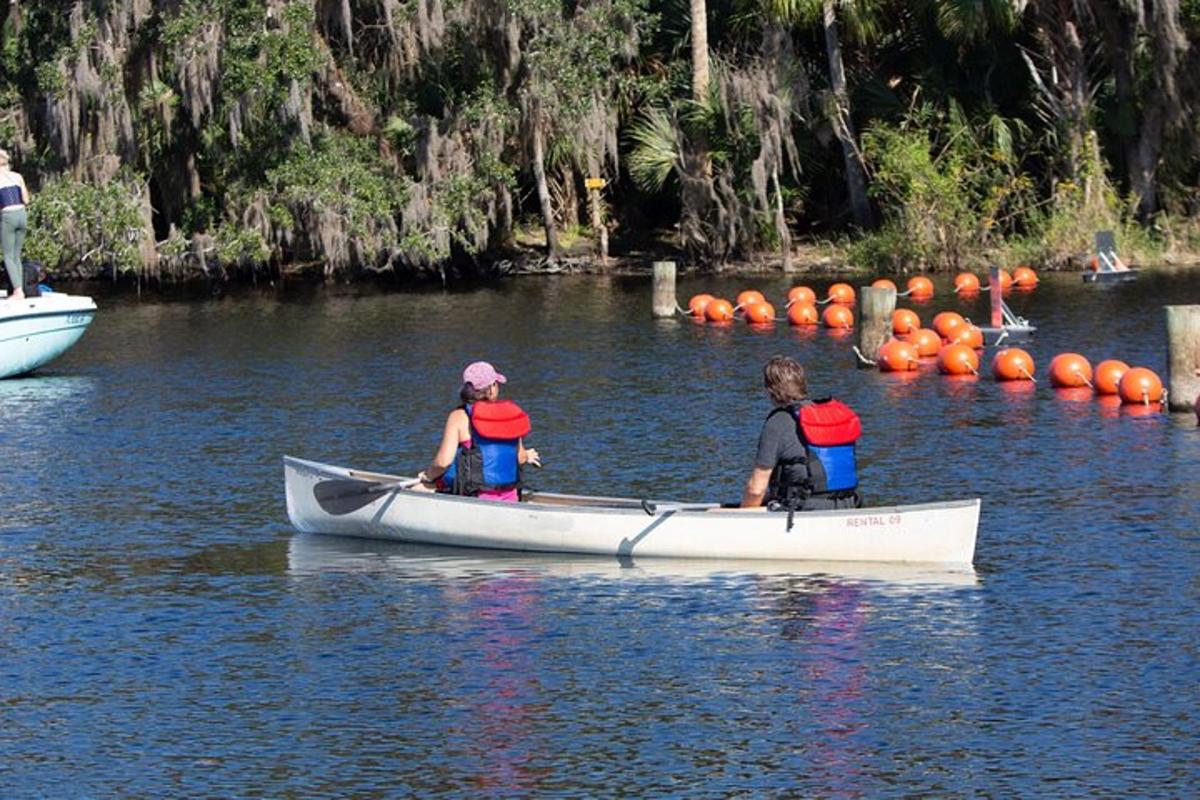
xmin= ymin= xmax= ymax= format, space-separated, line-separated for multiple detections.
xmin=681 ymin=0 xmax=718 ymax=259
xmin=559 ymin=166 xmax=579 ymax=230
xmin=690 ymin=0 xmax=709 ymax=102
xmin=1130 ymin=101 xmax=1164 ymax=219
xmin=772 ymin=169 xmax=791 ymax=271
xmin=531 ymin=122 xmax=561 ymax=258
xmin=822 ymin=0 xmax=872 ymax=229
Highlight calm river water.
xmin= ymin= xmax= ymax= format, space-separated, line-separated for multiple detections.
xmin=2 ymin=271 xmax=1199 ymax=797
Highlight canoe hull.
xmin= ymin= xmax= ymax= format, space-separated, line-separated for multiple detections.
xmin=0 ymin=294 xmax=97 ymax=378
xmin=285 ymin=457 xmax=980 ymax=565
xmin=1082 ymin=269 xmax=1139 ymax=284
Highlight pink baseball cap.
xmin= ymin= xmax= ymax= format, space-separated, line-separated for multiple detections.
xmin=462 ymin=361 xmax=507 ymax=389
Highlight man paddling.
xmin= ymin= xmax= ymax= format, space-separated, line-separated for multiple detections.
xmin=741 ymin=355 xmax=863 ymax=512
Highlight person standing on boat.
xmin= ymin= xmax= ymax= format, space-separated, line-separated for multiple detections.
xmin=415 ymin=361 xmax=540 ymax=502
xmin=0 ymin=149 xmax=30 ymax=301
xmin=740 ymin=355 xmax=862 ymax=511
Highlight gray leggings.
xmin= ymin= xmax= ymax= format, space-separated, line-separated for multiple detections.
xmin=2 ymin=206 xmax=27 ymax=290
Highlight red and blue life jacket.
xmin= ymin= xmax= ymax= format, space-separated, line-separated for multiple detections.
xmin=769 ymin=398 xmax=861 ymax=507
xmin=439 ymin=400 xmax=531 ymax=496
xmin=795 ymin=398 xmax=861 ymax=494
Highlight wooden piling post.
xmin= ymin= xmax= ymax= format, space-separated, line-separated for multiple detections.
xmin=856 ymin=285 xmax=896 ymax=368
xmin=989 ymin=266 xmax=1003 ymax=328
xmin=652 ymin=261 xmax=677 ymax=318
xmin=1165 ymin=305 xmax=1200 ymax=412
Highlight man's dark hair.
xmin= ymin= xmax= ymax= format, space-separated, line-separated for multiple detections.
xmin=763 ymin=355 xmax=808 ymax=406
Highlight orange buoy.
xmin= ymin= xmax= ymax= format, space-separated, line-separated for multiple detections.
xmin=1049 ymin=353 xmax=1093 ymax=388
xmin=1093 ymin=359 xmax=1130 ymax=395
xmin=745 ymin=301 xmax=776 ymax=324
xmin=827 ymin=283 xmax=856 ymax=305
xmin=878 ymin=339 xmax=919 ymax=372
xmin=998 ymin=269 xmax=1014 ymax=293
xmin=1118 ymin=367 xmax=1164 ymax=405
xmin=1013 ymin=266 xmax=1039 ymax=289
xmin=787 ymin=302 xmax=819 ymax=326
xmin=872 ymin=278 xmax=897 ymax=291
xmin=1089 ymin=256 xmax=1100 ymax=271
xmin=822 ymin=303 xmax=854 ymax=329
xmin=932 ymin=311 xmax=967 ymax=340
xmin=705 ymin=298 xmax=735 ymax=322
xmin=954 ymin=272 xmax=981 ymax=294
xmin=736 ymin=289 xmax=765 ymax=308
xmin=907 ymin=276 xmax=934 ymax=298
xmin=908 ymin=328 xmax=942 ymax=357
xmin=787 ymin=285 xmax=816 ymax=306
xmin=993 ymin=347 xmax=1036 ymax=381
xmin=947 ymin=324 xmax=984 ymax=349
xmin=687 ymin=293 xmax=715 ymax=317
xmin=892 ymin=308 xmax=920 ymax=335
xmin=937 ymin=343 xmax=980 ymax=375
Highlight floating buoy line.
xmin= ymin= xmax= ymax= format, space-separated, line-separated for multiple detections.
xmin=677 ymin=269 xmax=1165 ymax=413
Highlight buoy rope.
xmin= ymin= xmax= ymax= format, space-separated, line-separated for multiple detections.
xmin=1020 ymin=366 xmax=1038 ymax=383
xmin=896 ymin=289 xmax=913 ymax=297
xmin=852 ymin=346 xmax=877 ymax=366
xmin=675 ymin=302 xmax=692 ymax=316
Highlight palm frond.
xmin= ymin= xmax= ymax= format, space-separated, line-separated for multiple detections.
xmin=627 ymin=107 xmax=681 ymax=193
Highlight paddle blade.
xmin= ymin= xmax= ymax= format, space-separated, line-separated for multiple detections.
xmin=313 ymin=478 xmax=396 ymax=516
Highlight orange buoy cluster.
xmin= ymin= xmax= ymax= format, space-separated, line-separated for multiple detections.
xmin=1047 ymin=354 xmax=1164 ymax=406
xmin=872 ymin=278 xmax=897 ymax=291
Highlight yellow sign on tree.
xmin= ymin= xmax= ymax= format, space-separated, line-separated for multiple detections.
xmin=585 ymin=177 xmax=607 ymax=190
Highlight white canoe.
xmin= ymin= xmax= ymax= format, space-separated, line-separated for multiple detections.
xmin=0 ymin=292 xmax=97 ymax=378
xmin=285 ymin=456 xmax=980 ymax=565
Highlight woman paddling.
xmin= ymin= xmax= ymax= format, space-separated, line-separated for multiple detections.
xmin=0 ymin=149 xmax=30 ymax=301
xmin=416 ymin=361 xmax=540 ymax=502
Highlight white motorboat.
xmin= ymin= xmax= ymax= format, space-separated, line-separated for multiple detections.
xmin=0 ymin=291 xmax=97 ymax=378
xmin=285 ymin=456 xmax=980 ymax=565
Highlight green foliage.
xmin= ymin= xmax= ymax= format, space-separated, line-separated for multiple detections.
xmin=27 ymin=175 xmax=147 ymax=275
xmin=855 ymin=104 xmax=1037 ymax=270
xmin=264 ymin=133 xmax=402 ymax=262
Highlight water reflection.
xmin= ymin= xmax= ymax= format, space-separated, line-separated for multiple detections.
xmin=286 ymin=535 xmax=979 ymax=588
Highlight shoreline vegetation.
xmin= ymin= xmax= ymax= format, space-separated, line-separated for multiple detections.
xmin=1 ymin=2 xmax=1197 ymax=290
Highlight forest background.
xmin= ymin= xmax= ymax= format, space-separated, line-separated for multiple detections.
xmin=1 ymin=0 xmax=1197 ymax=285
